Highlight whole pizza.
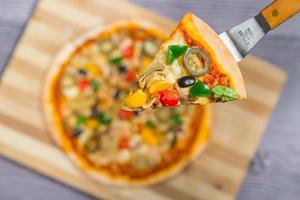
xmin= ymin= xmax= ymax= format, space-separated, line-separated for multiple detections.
xmin=43 ymin=21 xmax=211 ymax=186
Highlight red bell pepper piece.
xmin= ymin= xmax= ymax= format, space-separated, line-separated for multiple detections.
xmin=125 ymin=68 xmax=137 ymax=82
xmin=78 ymin=78 xmax=90 ymax=91
xmin=158 ymin=89 xmax=179 ymax=107
xmin=122 ymin=46 xmax=134 ymax=58
xmin=119 ymin=109 xmax=133 ymax=120
xmin=118 ymin=135 xmax=129 ymax=149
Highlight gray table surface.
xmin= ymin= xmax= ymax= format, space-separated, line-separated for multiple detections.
xmin=0 ymin=0 xmax=299 ymax=199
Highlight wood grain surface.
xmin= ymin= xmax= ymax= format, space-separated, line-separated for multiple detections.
xmin=0 ymin=0 xmax=286 ymax=199
xmin=260 ymin=0 xmax=300 ymax=30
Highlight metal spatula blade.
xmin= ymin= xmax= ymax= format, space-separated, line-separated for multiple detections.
xmin=218 ymin=0 xmax=300 ymax=62
xmin=219 ymin=16 xmax=269 ymax=62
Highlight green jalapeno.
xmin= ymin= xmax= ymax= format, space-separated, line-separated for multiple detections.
xmin=184 ymin=47 xmax=210 ymax=77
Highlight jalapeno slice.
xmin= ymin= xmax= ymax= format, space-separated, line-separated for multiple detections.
xmin=184 ymin=47 xmax=210 ymax=77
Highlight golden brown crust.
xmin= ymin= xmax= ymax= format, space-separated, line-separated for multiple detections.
xmin=43 ymin=21 xmax=211 ymax=186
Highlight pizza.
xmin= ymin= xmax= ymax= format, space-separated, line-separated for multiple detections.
xmin=123 ymin=13 xmax=246 ymax=111
xmin=43 ymin=21 xmax=211 ymax=186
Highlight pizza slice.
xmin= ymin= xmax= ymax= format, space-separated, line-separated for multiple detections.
xmin=123 ymin=13 xmax=246 ymax=110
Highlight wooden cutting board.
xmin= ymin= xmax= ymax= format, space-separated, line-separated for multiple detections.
xmin=0 ymin=0 xmax=286 ymax=199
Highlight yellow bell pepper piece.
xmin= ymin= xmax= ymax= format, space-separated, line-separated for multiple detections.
xmin=85 ymin=62 xmax=101 ymax=76
xmin=149 ymin=80 xmax=173 ymax=94
xmin=141 ymin=57 xmax=152 ymax=70
xmin=123 ymin=89 xmax=148 ymax=108
xmin=141 ymin=126 xmax=159 ymax=146
xmin=86 ymin=119 xmax=99 ymax=129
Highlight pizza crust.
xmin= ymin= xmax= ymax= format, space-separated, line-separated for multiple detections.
xmin=43 ymin=21 xmax=211 ymax=186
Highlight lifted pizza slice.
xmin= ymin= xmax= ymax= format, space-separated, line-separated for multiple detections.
xmin=123 ymin=13 xmax=246 ymax=110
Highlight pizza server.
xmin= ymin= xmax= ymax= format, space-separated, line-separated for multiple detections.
xmin=219 ymin=0 xmax=300 ymax=62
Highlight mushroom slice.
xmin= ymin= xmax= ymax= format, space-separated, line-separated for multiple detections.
xmin=69 ymin=94 xmax=96 ymax=113
xmin=132 ymin=152 xmax=157 ymax=171
xmin=137 ymin=62 xmax=167 ymax=88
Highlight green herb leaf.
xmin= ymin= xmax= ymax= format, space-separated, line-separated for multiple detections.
xmin=212 ymin=85 xmax=240 ymax=102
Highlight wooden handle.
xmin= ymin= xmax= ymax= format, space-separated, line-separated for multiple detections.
xmin=260 ymin=0 xmax=300 ymax=30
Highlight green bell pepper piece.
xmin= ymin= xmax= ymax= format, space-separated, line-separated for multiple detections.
xmin=146 ymin=120 xmax=156 ymax=128
xmin=109 ymin=56 xmax=123 ymax=65
xmin=98 ymin=112 xmax=112 ymax=125
xmin=91 ymin=80 xmax=100 ymax=91
xmin=167 ymin=45 xmax=188 ymax=65
xmin=76 ymin=115 xmax=87 ymax=126
xmin=189 ymin=81 xmax=211 ymax=97
xmin=167 ymin=50 xmax=175 ymax=65
xmin=173 ymin=115 xmax=183 ymax=125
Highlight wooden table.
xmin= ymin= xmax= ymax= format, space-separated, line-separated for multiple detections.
xmin=0 ymin=0 xmax=300 ymax=200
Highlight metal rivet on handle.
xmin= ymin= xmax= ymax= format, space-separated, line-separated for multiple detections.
xmin=272 ymin=9 xmax=279 ymax=17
